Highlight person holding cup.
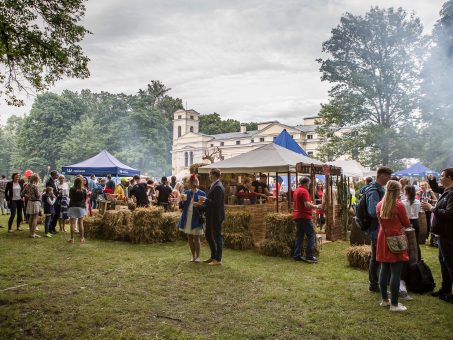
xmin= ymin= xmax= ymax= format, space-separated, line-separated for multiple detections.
xmin=178 ymin=174 xmax=206 ymax=263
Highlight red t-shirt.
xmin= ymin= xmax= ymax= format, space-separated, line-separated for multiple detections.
xmin=293 ymin=186 xmax=313 ymax=220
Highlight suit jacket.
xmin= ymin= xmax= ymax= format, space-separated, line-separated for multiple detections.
xmin=46 ymin=178 xmax=59 ymax=196
xmin=204 ymin=180 xmax=225 ymax=228
xmin=4 ymin=181 xmax=24 ymax=202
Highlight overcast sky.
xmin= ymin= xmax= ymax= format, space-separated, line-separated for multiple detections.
xmin=0 ymin=0 xmax=446 ymax=125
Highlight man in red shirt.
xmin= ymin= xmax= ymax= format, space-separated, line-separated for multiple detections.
xmin=293 ymin=177 xmax=321 ymax=263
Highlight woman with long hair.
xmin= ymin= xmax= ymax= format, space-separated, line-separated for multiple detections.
xmin=4 ymin=173 xmax=24 ymax=233
xmin=315 ymin=181 xmax=325 ymax=229
xmin=178 ymin=174 xmax=206 ymax=263
xmin=417 ymin=181 xmax=437 ymax=245
xmin=68 ymin=177 xmax=87 ymax=244
xmin=403 ymin=185 xmax=422 ymax=260
xmin=23 ymin=174 xmax=41 ymax=238
xmin=376 ymin=180 xmax=411 ymax=312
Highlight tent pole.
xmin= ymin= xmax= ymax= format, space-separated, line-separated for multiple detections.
xmin=287 ymin=171 xmax=291 ymax=211
xmin=276 ymin=171 xmax=279 ymax=213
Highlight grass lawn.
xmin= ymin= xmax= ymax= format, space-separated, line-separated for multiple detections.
xmin=0 ymin=214 xmax=452 ymax=339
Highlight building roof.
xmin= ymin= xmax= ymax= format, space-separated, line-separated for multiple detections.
xmin=210 ymin=130 xmax=260 ymax=140
xmin=294 ymin=124 xmax=317 ymax=132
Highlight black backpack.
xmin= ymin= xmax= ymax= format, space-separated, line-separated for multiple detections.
xmin=354 ymin=185 xmax=379 ymax=231
xmin=407 ymin=260 xmax=436 ymax=294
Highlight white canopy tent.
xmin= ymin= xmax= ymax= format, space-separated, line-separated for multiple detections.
xmin=198 ymin=143 xmax=324 ymax=174
xmin=331 ymin=159 xmax=369 ymax=178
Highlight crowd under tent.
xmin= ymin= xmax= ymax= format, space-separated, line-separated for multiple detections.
xmin=393 ymin=162 xmax=439 ymax=177
xmin=61 ymin=150 xmax=140 ymax=177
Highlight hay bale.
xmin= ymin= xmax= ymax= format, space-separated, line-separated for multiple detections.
xmin=161 ymin=212 xmax=180 ymax=242
xmin=346 ymin=245 xmax=371 ymax=270
xmin=223 ymin=211 xmax=251 ymax=233
xmin=258 ymin=239 xmax=292 ymax=257
xmin=101 ymin=210 xmax=132 ymax=241
xmin=224 ymin=232 xmax=254 ymax=250
xmin=84 ymin=215 xmax=104 ymax=239
xmin=264 ymin=213 xmax=295 ymax=244
xmin=92 ymin=209 xmax=99 ymax=216
xmin=130 ymin=206 xmax=165 ymax=243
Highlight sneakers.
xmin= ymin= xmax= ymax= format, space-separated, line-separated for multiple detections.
xmin=439 ymin=294 xmax=453 ymax=304
xmin=369 ymin=286 xmax=380 ymax=293
xmin=203 ymin=258 xmax=213 ymax=263
xmin=399 ymin=291 xmax=413 ymax=301
xmin=390 ymin=303 xmax=407 ymax=312
xmin=305 ymin=257 xmax=318 ymax=264
xmin=380 ymin=299 xmax=391 ymax=307
xmin=45 ymin=233 xmax=53 ymax=238
xmin=208 ymin=260 xmax=222 ymax=266
xmin=431 ymin=289 xmax=449 ymax=297
xmin=193 ymin=258 xmax=201 ymax=263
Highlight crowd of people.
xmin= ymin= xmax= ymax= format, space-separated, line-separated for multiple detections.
xmin=1 ymin=165 xmax=452 ymax=302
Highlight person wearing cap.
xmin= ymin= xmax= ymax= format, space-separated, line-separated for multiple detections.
xmin=114 ymin=178 xmax=129 ymax=201
xmin=179 ymin=174 xmax=206 ymax=262
xmin=293 ymin=176 xmax=322 ymax=263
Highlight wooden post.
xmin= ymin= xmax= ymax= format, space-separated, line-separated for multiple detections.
xmin=276 ymin=171 xmax=279 ymax=213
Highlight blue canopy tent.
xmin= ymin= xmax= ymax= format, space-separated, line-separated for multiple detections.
xmin=273 ymin=129 xmax=308 ymax=156
xmin=393 ymin=162 xmax=439 ymax=177
xmin=61 ymin=150 xmax=140 ymax=177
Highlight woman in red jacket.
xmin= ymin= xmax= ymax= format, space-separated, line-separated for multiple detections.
xmin=376 ymin=180 xmax=411 ymax=312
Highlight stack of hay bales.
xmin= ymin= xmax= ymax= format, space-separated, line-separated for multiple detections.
xmin=84 ymin=214 xmax=104 ymax=239
xmin=222 ymin=210 xmax=253 ymax=250
xmin=161 ymin=212 xmax=181 ymax=242
xmin=101 ymin=210 xmax=132 ymax=241
xmin=259 ymin=213 xmax=295 ymax=257
xmin=346 ymin=245 xmax=371 ymax=270
xmin=130 ymin=206 xmax=166 ymax=243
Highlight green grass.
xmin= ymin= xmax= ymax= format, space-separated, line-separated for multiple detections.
xmin=0 ymin=214 xmax=452 ymax=339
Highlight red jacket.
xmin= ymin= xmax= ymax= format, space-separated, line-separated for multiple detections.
xmin=376 ymin=200 xmax=410 ymax=263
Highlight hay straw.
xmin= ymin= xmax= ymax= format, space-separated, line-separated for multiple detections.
xmin=101 ymin=210 xmax=132 ymax=241
xmin=346 ymin=245 xmax=371 ymax=270
xmin=223 ymin=232 xmax=253 ymax=250
xmin=161 ymin=212 xmax=180 ymax=242
xmin=223 ymin=211 xmax=251 ymax=233
xmin=83 ymin=215 xmax=104 ymax=239
xmin=264 ymin=213 xmax=295 ymax=245
xmin=258 ymin=239 xmax=292 ymax=257
xmin=130 ymin=206 xmax=165 ymax=243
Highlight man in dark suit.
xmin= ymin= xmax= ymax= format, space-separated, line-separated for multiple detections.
xmin=202 ymin=168 xmax=225 ymax=266
xmin=46 ymin=170 xmax=60 ymax=234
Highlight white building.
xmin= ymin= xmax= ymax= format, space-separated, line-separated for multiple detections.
xmin=171 ymin=109 xmax=322 ymax=177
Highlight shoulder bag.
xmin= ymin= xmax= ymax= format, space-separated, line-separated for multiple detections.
xmin=383 ymin=225 xmax=408 ymax=253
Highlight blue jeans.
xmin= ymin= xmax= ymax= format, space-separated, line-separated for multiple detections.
xmin=438 ymin=237 xmax=453 ymax=294
xmin=293 ymin=219 xmax=315 ymax=260
xmin=44 ymin=214 xmax=54 ymax=234
xmin=369 ymin=237 xmax=380 ymax=290
xmin=206 ymin=223 xmax=223 ymax=261
xmin=379 ymin=262 xmax=403 ymax=305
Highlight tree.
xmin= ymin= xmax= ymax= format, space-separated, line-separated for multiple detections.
xmin=316 ymin=7 xmax=426 ymax=167
xmin=0 ymin=0 xmax=90 ymax=106
xmin=199 ymin=113 xmax=257 ymax=135
xmin=420 ymin=1 xmax=453 ymax=169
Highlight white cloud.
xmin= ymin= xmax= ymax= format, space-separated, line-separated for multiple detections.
xmin=0 ymin=0 xmax=445 ymax=125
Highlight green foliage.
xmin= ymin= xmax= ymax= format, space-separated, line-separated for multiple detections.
xmin=3 ymin=81 xmax=183 ymax=177
xmin=316 ymin=7 xmax=426 ymax=168
xmin=0 ymin=0 xmax=90 ymax=106
xmin=420 ymin=1 xmax=453 ymax=169
xmin=199 ymin=112 xmax=258 ymax=135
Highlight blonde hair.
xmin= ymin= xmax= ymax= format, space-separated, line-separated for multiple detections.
xmin=29 ymin=174 xmax=39 ymax=184
xmin=380 ymin=180 xmax=401 ymax=219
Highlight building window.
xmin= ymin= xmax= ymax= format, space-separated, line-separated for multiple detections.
xmin=189 ymin=151 xmax=194 ymax=165
xmin=273 ymin=136 xmax=276 ymax=141
xmin=190 ymin=126 xmax=194 ymax=133
xmin=236 ymin=140 xmax=240 ymax=145
xmin=220 ymin=156 xmax=225 ymax=160
xmin=178 ymin=126 xmax=181 ymax=137
xmin=251 ymin=139 xmax=254 ymax=143
xmin=308 ymin=151 xmax=314 ymax=157
xmin=184 ymin=152 xmax=188 ymax=167
xmin=190 ymin=115 xmax=194 ymax=120
xmin=220 ymin=142 xmax=224 ymax=146
xmin=210 ymin=144 xmax=214 ymax=147
xmin=291 ymin=135 xmax=294 ymax=138
xmin=260 ymin=137 xmax=264 ymax=142
xmin=307 ymin=134 xmax=313 ymax=140
xmin=178 ymin=115 xmax=182 ymax=119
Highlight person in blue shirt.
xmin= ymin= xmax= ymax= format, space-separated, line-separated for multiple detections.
xmin=365 ymin=167 xmax=392 ymax=292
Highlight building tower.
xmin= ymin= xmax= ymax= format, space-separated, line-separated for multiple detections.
xmin=173 ymin=109 xmax=200 ymax=141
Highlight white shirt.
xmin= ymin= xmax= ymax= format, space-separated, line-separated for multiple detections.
xmin=12 ymin=183 xmax=22 ymax=200
xmin=403 ymin=198 xmax=421 ymax=219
